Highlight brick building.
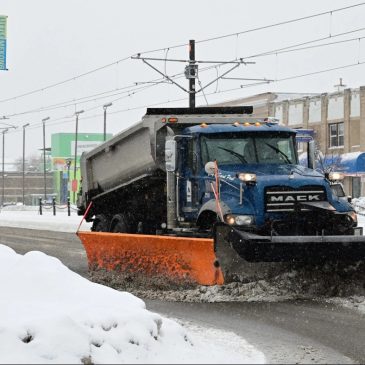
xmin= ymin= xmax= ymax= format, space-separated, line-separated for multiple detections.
xmin=1 ymin=171 xmax=53 ymax=205
xmin=216 ymin=88 xmax=365 ymax=197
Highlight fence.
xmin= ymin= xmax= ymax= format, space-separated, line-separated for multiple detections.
xmin=38 ymin=197 xmax=77 ymax=216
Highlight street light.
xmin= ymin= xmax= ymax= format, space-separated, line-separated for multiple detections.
xmin=1 ymin=123 xmax=17 ymax=207
xmin=22 ymin=123 xmax=30 ymax=205
xmin=42 ymin=117 xmax=50 ymax=202
xmin=65 ymin=158 xmax=72 ymax=200
xmin=73 ymin=110 xmax=84 ymax=203
xmin=103 ymin=102 xmax=112 ymax=142
xmin=1 ymin=128 xmax=8 ymax=207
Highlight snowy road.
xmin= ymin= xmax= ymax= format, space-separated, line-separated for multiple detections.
xmin=0 ymin=226 xmax=364 ymax=364
xmin=146 ymin=300 xmax=364 ymax=364
xmin=0 ymin=226 xmax=88 ymax=276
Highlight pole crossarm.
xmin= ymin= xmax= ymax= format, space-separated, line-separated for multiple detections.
xmin=135 ymin=57 xmax=253 ymax=96
xmin=132 ymin=55 xmax=254 ymax=65
xmin=196 ymin=63 xmax=240 ymax=94
xmin=133 ymin=39 xmax=258 ymax=108
xmin=142 ymin=59 xmax=189 ymax=93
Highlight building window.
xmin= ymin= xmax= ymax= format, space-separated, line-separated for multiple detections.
xmin=329 ymin=122 xmax=344 ymax=148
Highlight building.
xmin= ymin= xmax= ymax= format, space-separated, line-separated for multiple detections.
xmin=0 ymin=133 xmax=112 ymax=206
xmin=51 ymin=133 xmax=112 ymax=204
xmin=216 ymin=88 xmax=365 ymax=197
xmin=0 ymin=171 xmax=53 ymax=206
xmin=215 ymin=92 xmax=317 ymax=117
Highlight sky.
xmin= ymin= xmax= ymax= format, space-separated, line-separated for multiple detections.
xmin=0 ymin=0 xmax=365 ymax=161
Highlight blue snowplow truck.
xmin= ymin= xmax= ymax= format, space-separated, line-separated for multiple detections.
xmin=78 ymin=106 xmax=365 ymax=281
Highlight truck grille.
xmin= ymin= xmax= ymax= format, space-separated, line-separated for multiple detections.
xmin=265 ymin=185 xmax=327 ymax=212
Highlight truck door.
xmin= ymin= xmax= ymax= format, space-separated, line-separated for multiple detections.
xmin=178 ymin=138 xmax=200 ymax=221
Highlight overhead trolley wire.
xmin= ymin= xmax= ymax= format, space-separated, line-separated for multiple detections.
xmin=6 ymin=23 xmax=365 ymax=120
xmin=194 ymin=3 xmax=365 ymax=45
xmin=0 ymin=2 xmax=363 ymax=105
xmin=7 ymin=57 xmax=365 ymax=136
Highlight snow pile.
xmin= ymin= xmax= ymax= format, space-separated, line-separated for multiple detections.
xmin=0 ymin=207 xmax=91 ymax=232
xmin=327 ymin=296 xmax=365 ymax=315
xmin=0 ymin=245 xmax=264 ymax=364
xmin=353 ymin=197 xmax=365 ymax=217
xmin=102 ymin=261 xmax=365 ymax=306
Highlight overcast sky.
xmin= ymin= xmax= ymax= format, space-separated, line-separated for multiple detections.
xmin=0 ymin=0 xmax=365 ymax=160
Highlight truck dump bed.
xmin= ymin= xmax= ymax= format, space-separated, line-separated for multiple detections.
xmin=80 ymin=106 xmax=253 ymax=201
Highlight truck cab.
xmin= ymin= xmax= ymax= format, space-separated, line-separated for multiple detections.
xmin=172 ymin=121 xmax=358 ymax=237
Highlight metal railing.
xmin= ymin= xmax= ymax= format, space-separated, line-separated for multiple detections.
xmin=39 ymin=197 xmax=72 ymax=216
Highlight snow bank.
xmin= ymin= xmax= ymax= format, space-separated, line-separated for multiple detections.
xmin=0 ymin=207 xmax=91 ymax=232
xmin=327 ymin=296 xmax=365 ymax=315
xmin=0 ymin=245 xmax=264 ymax=364
xmin=127 ymin=261 xmax=365 ymax=305
xmin=359 ymin=214 xmax=365 ymax=231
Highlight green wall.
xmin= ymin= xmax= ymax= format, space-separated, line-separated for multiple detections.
xmin=51 ymin=133 xmax=112 ymax=204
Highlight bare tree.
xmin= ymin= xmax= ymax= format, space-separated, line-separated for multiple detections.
xmin=314 ymin=141 xmax=342 ymax=174
xmin=13 ymin=154 xmax=44 ymax=172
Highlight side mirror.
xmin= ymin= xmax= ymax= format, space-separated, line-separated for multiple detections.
xmin=165 ymin=140 xmax=177 ymax=172
xmin=308 ymin=140 xmax=316 ymax=170
xmin=205 ymin=161 xmax=216 ymax=175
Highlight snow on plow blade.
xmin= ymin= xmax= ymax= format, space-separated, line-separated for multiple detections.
xmin=214 ymin=223 xmax=365 ymax=263
xmin=214 ymin=223 xmax=365 ymax=282
xmin=77 ymin=231 xmax=224 ymax=286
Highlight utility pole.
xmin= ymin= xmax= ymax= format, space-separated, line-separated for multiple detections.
xmin=189 ymin=39 xmax=196 ymax=109
xmin=103 ymin=102 xmax=112 ymax=141
xmin=42 ymin=117 xmax=50 ymax=202
xmin=0 ymin=123 xmax=17 ymax=207
xmin=1 ymin=128 xmax=7 ymax=207
xmin=334 ymin=78 xmax=346 ymax=92
xmin=22 ymin=123 xmax=30 ymax=205
xmin=73 ymin=110 xmax=84 ymax=203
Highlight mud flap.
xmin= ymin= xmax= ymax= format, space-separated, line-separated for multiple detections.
xmin=77 ymin=231 xmax=224 ymax=286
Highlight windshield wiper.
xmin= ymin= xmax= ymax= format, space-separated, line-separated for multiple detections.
xmin=217 ymin=147 xmax=248 ymax=164
xmin=264 ymin=143 xmax=292 ymax=164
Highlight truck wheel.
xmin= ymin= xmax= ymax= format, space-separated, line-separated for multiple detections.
xmin=110 ymin=214 xmax=130 ymax=233
xmin=197 ymin=211 xmax=220 ymax=233
xmin=92 ymin=214 xmax=110 ymax=232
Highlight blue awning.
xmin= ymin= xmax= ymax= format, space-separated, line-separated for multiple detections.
xmin=335 ymin=152 xmax=365 ymax=174
xmin=300 ymin=152 xmax=365 ymax=175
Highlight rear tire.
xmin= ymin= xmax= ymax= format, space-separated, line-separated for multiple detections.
xmin=92 ymin=214 xmax=110 ymax=232
xmin=110 ymin=213 xmax=131 ymax=233
xmin=197 ymin=211 xmax=221 ymax=238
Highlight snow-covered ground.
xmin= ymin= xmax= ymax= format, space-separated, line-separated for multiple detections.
xmin=359 ymin=214 xmax=365 ymax=231
xmin=0 ymin=202 xmax=365 ymax=363
xmin=0 ymin=245 xmax=264 ymax=364
xmin=0 ymin=205 xmax=91 ymax=232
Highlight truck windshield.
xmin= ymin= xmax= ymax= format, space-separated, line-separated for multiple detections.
xmin=201 ymin=133 xmax=297 ymax=166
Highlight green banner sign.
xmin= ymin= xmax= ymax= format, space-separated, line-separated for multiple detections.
xmin=0 ymin=15 xmax=7 ymax=70
xmin=0 ymin=16 xmax=7 ymax=39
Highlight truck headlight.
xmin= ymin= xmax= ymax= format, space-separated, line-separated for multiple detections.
xmin=225 ymin=214 xmax=253 ymax=226
xmin=347 ymin=211 xmax=358 ymax=224
xmin=328 ymin=172 xmax=344 ymax=181
xmin=238 ymin=173 xmax=257 ymax=183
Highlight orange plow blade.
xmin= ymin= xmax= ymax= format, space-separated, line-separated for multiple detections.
xmin=77 ymin=231 xmax=224 ymax=286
